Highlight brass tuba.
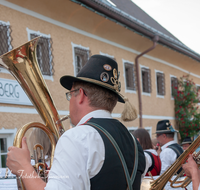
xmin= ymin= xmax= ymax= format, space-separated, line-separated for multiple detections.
xmin=0 ymin=37 xmax=67 ymax=189
xmin=141 ymin=135 xmax=200 ymax=190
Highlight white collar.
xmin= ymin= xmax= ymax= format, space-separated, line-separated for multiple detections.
xmin=77 ymin=110 xmax=112 ymax=126
xmin=161 ymin=140 xmax=176 ymax=150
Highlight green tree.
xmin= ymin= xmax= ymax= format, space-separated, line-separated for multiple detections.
xmin=173 ymin=75 xmax=200 ymax=140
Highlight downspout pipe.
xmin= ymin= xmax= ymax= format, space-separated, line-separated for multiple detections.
xmin=135 ymin=35 xmax=159 ymax=128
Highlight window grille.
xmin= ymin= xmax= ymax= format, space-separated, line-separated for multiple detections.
xmin=124 ymin=62 xmax=136 ymax=90
xmin=156 ymin=72 xmax=165 ymax=95
xmin=0 ymin=22 xmax=12 ymax=56
xmin=171 ymin=77 xmax=178 ymax=96
xmin=74 ymin=47 xmax=90 ymax=76
xmin=0 ymin=138 xmax=7 ymax=167
xmin=141 ymin=68 xmax=151 ymax=93
xmin=30 ymin=34 xmax=54 ymax=76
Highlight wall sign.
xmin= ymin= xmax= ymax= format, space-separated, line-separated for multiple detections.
xmin=0 ymin=78 xmax=32 ymax=105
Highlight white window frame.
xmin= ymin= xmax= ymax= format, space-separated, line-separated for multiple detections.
xmin=128 ymin=126 xmax=152 ymax=138
xmin=122 ymin=59 xmax=136 ymax=94
xmin=71 ymin=42 xmax=90 ymax=76
xmin=140 ymin=65 xmax=151 ymax=96
xmin=170 ymin=75 xmax=177 ymax=100
xmin=26 ymin=28 xmax=53 ymax=81
xmin=0 ymin=20 xmax=12 ymax=74
xmin=155 ymin=69 xmax=165 ymax=98
xmin=0 ymin=128 xmax=17 ymax=168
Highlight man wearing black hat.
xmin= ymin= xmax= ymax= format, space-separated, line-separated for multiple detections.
xmin=181 ymin=136 xmax=193 ymax=151
xmin=156 ymin=120 xmax=183 ymax=175
xmin=7 ymin=55 xmax=145 ymax=190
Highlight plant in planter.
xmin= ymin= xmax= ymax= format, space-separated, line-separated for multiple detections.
xmin=173 ymin=75 xmax=200 ymax=140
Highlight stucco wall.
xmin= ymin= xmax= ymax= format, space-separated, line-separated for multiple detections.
xmin=0 ymin=0 xmax=200 ymax=138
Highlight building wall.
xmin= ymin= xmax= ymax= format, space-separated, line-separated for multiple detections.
xmin=0 ymin=0 xmax=200 ymax=158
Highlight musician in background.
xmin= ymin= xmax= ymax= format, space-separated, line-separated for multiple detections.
xmin=132 ymin=128 xmax=161 ymax=176
xmin=156 ymin=120 xmax=183 ymax=175
xmin=7 ymin=55 xmax=145 ymax=190
xmin=181 ymin=136 xmax=193 ymax=151
xmin=182 ymin=154 xmax=200 ymax=190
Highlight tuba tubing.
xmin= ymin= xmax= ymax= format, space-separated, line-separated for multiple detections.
xmin=0 ymin=37 xmax=66 ymax=189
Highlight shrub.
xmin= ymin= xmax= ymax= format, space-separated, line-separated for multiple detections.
xmin=173 ymin=75 xmax=200 ymax=140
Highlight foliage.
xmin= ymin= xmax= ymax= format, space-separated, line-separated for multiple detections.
xmin=173 ymin=75 xmax=200 ymax=140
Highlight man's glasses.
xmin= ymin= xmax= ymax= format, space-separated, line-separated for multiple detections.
xmin=156 ymin=133 xmax=163 ymax=138
xmin=66 ymin=89 xmax=79 ymax=101
xmin=66 ymin=88 xmax=87 ymax=101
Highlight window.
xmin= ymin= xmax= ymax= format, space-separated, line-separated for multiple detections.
xmin=124 ymin=62 xmax=136 ymax=91
xmin=141 ymin=67 xmax=151 ymax=93
xmin=27 ymin=28 xmax=54 ymax=76
xmin=128 ymin=127 xmax=152 ymax=137
xmin=171 ymin=76 xmax=178 ymax=96
xmin=74 ymin=47 xmax=90 ymax=75
xmin=71 ymin=43 xmax=90 ymax=76
xmin=0 ymin=128 xmax=17 ymax=168
xmin=0 ymin=21 xmax=12 ymax=56
xmin=0 ymin=138 xmax=7 ymax=167
xmin=156 ymin=71 xmax=165 ymax=96
xmin=30 ymin=34 xmax=54 ymax=76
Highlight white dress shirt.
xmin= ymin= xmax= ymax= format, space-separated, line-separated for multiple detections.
xmin=45 ymin=110 xmax=111 ymax=190
xmin=160 ymin=140 xmax=177 ymax=175
xmin=143 ymin=149 xmax=159 ymax=175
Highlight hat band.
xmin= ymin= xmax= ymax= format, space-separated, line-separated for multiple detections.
xmin=78 ymin=77 xmax=119 ymax=92
xmin=181 ymin=141 xmax=192 ymax=144
xmin=156 ymin=129 xmax=178 ymax=133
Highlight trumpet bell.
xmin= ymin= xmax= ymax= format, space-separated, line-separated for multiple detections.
xmin=140 ymin=178 xmax=154 ymax=190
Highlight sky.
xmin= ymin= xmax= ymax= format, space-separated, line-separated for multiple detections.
xmin=131 ymin=0 xmax=200 ymax=54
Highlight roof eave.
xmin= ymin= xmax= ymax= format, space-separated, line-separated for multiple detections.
xmin=72 ymin=0 xmax=200 ymax=62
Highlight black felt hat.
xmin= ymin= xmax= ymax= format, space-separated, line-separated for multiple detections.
xmin=156 ymin=120 xmax=178 ymax=134
xmin=60 ymin=54 xmax=138 ymax=121
xmin=60 ymin=55 xmax=124 ymax=103
xmin=181 ymin=137 xmax=192 ymax=145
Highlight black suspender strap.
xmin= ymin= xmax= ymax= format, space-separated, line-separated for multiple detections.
xmin=86 ymin=122 xmax=138 ymax=190
xmin=168 ymin=144 xmax=182 ymax=158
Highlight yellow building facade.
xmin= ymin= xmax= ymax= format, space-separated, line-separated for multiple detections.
xmin=0 ymin=0 xmax=200 ymax=167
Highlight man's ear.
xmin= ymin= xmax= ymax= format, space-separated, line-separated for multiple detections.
xmin=78 ymin=88 xmax=86 ymax=104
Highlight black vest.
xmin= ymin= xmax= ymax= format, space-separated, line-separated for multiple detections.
xmin=87 ymin=118 xmax=145 ymax=190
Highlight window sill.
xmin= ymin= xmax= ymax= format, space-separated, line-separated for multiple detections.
xmin=156 ymin=95 xmax=165 ymax=99
xmin=43 ymin=75 xmax=54 ymax=81
xmin=142 ymin=92 xmax=151 ymax=96
xmin=125 ymin=89 xmax=137 ymax=94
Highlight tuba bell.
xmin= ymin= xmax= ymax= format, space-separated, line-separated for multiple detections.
xmin=0 ymin=37 xmax=67 ymax=189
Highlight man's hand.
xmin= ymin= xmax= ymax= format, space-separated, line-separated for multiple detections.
xmin=182 ymin=154 xmax=200 ymax=190
xmin=7 ymin=137 xmax=31 ymax=176
xmin=182 ymin=154 xmax=199 ymax=178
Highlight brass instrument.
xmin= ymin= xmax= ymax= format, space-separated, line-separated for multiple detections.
xmin=141 ymin=135 xmax=200 ymax=190
xmin=0 ymin=37 xmax=67 ymax=189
